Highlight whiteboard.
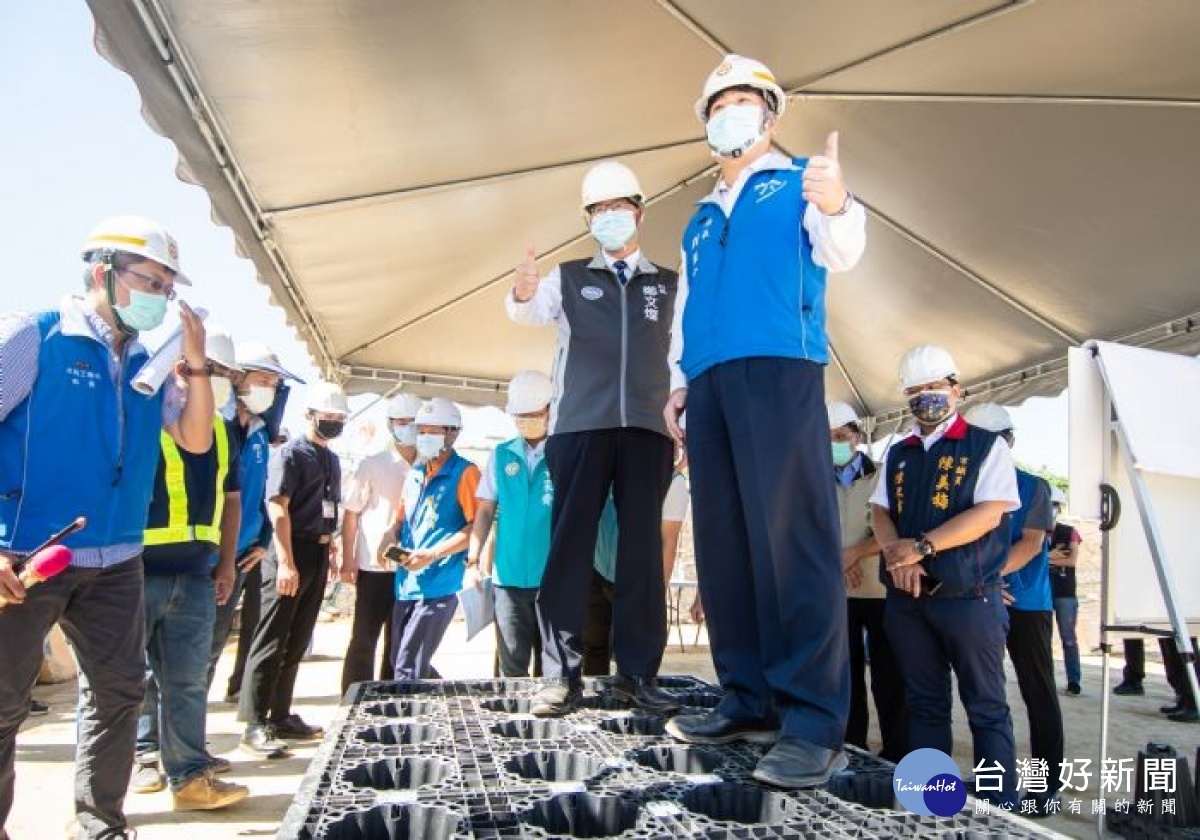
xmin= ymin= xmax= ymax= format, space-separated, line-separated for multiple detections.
xmin=1069 ymin=342 xmax=1200 ymax=625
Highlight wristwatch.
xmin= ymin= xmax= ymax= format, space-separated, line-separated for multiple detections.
xmin=464 ymin=557 xmax=480 ymax=569
xmin=180 ymin=360 xmax=214 ymax=378
xmin=914 ymin=535 xmax=937 ymax=560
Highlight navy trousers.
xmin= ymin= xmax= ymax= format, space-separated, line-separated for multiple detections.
xmin=687 ymin=357 xmax=849 ymax=750
xmin=886 ymin=591 xmax=1017 ymax=804
xmin=390 ymin=595 xmax=457 ymax=680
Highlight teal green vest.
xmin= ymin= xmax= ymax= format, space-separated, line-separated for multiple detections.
xmin=493 ymin=438 xmax=553 ymax=588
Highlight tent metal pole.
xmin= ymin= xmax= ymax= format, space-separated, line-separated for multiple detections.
xmin=1095 ymin=395 xmax=1115 ymax=840
xmin=792 ymin=92 xmax=1200 ymax=109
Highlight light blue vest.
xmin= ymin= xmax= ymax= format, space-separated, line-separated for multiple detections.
xmin=680 ymin=158 xmax=829 ymax=381
xmin=492 ymin=438 xmax=552 ymax=588
xmin=395 ymin=451 xmax=470 ymax=601
xmin=0 ymin=311 xmax=164 ymax=553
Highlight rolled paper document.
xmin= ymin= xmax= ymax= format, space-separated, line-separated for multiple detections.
xmin=132 ymin=306 xmax=209 ymax=395
xmin=18 ymin=545 xmax=72 ymax=587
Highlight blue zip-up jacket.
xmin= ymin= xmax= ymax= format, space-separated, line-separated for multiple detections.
xmin=394 ymin=451 xmax=472 ymax=601
xmin=1003 ymin=469 xmax=1053 ymax=611
xmin=680 ymin=157 xmax=828 ymax=380
xmin=236 ymin=418 xmax=273 ymax=555
xmin=0 ymin=310 xmax=163 ymax=553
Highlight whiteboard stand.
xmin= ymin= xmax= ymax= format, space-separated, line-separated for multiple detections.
xmin=1070 ymin=343 xmax=1200 ymax=839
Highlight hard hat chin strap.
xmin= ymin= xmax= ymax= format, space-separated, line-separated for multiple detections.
xmin=101 ymin=254 xmax=138 ymax=337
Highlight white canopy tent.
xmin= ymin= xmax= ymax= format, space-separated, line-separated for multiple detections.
xmin=87 ymin=0 xmax=1200 ymax=428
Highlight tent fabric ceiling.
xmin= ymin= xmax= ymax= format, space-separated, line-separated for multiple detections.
xmin=87 ymin=0 xmax=1200 ymax=424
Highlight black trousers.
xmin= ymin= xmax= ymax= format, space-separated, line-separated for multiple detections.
xmin=1006 ymin=609 xmax=1064 ymax=782
xmin=1124 ymin=636 xmax=1199 ymax=708
xmin=537 ymin=428 xmax=672 ymax=682
xmin=238 ymin=538 xmax=328 ymax=725
xmin=340 ymin=569 xmax=396 ymax=694
xmin=206 ymin=556 xmax=261 ymax=698
xmin=581 ymin=572 xmax=616 ymax=676
xmin=845 ymin=598 xmax=908 ymax=762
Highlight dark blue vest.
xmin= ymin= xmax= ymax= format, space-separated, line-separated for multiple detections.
xmin=883 ymin=417 xmax=1009 ymax=597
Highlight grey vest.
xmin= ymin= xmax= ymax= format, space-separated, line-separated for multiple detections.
xmin=553 ymin=256 xmax=677 ymax=438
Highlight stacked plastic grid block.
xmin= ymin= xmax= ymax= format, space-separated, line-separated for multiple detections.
xmin=1106 ymin=745 xmax=1200 ymax=839
xmin=277 ymin=676 xmax=1067 ymax=839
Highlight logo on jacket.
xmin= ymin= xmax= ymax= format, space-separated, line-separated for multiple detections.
xmin=505 ymin=462 xmax=520 ymax=477
xmin=581 ymin=286 xmax=604 ymax=301
xmin=754 ymin=178 xmax=786 ymax=203
xmin=641 ymin=284 xmax=661 ymax=323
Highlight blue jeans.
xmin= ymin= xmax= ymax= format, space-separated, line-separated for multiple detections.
xmin=1053 ymin=596 xmax=1081 ymax=686
xmin=136 ymin=573 xmax=215 ymax=790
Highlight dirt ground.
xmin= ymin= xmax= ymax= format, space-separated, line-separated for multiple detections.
xmin=10 ymin=524 xmax=1197 ymax=839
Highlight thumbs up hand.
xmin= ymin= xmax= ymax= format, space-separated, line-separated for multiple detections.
xmin=802 ymin=131 xmax=850 ymax=216
xmin=513 ymin=245 xmax=542 ymax=303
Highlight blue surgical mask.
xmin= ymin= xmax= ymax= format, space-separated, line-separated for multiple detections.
xmin=392 ymin=423 xmax=418 ymax=447
xmin=589 ymin=210 xmax=637 ymax=252
xmin=706 ymin=103 xmax=765 ymax=158
xmin=831 ymin=441 xmax=855 ymax=467
xmin=113 ymin=288 xmax=168 ymax=332
xmin=416 ymin=433 xmax=445 ymax=461
xmin=908 ymin=390 xmax=954 ymax=425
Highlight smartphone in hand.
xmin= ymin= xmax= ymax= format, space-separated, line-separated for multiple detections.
xmin=382 ymin=544 xmax=411 ymax=569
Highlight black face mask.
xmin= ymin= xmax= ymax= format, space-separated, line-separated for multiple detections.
xmin=315 ymin=419 xmax=344 ymax=440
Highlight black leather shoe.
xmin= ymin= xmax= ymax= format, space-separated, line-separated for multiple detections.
xmin=1065 ymin=682 xmax=1081 ymax=696
xmin=530 ymin=681 xmax=582 ymax=717
xmin=752 ymin=737 xmax=848 ymax=789
xmin=1167 ymin=707 xmax=1199 ymax=723
xmin=611 ymin=675 xmax=680 ymax=714
xmin=1160 ymin=701 xmax=1184 ymax=715
xmin=665 ymin=711 xmax=779 ymax=746
xmin=1113 ymin=681 xmax=1144 ymax=696
xmin=239 ymin=724 xmax=290 ymax=758
xmin=270 ymin=713 xmax=324 ymax=740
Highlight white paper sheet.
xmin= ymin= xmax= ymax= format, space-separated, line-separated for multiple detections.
xmin=457 ymin=577 xmax=495 ymax=642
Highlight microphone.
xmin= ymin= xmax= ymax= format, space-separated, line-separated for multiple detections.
xmin=18 ymin=545 xmax=72 ymax=588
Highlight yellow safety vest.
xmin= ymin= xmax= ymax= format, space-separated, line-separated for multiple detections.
xmin=144 ymin=416 xmax=230 ymax=546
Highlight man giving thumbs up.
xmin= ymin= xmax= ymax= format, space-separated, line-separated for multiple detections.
xmin=663 ymin=55 xmax=867 ymax=790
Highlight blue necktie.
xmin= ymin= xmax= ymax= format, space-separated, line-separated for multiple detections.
xmin=614 ymin=259 xmax=628 ymax=286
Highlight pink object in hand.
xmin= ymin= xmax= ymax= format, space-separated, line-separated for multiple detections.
xmin=20 ymin=545 xmax=72 ymax=586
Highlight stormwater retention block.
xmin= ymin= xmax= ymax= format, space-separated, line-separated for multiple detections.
xmin=278 ymin=676 xmax=1069 ymax=839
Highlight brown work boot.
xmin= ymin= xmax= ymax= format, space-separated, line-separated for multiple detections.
xmin=172 ymin=771 xmax=249 ymax=811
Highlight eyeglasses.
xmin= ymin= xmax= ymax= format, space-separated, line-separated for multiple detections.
xmin=119 ymin=267 xmax=177 ymax=301
xmin=588 ymin=199 xmax=638 ymax=215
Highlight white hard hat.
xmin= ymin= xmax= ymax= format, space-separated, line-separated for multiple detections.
xmin=506 ymin=371 xmax=553 ymax=415
xmin=416 ymin=397 xmax=462 ymax=429
xmin=204 ymin=325 xmax=242 ymax=371
xmin=964 ymin=403 xmax=1014 ymax=434
xmin=580 ymin=161 xmax=644 ymax=212
xmin=898 ymin=345 xmax=959 ymax=390
xmin=305 ymin=381 xmax=349 ymax=416
xmin=695 ymin=54 xmax=787 ymax=123
xmin=826 ymin=401 xmax=859 ymax=431
xmin=236 ymin=342 xmax=304 ymax=382
xmin=81 ymin=216 xmax=190 ymax=285
xmin=1050 ymin=486 xmax=1067 ymax=506
xmin=386 ymin=392 xmax=423 ymax=420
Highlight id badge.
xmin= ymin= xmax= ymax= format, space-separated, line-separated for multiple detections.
xmin=322 ymin=500 xmax=337 ymax=519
